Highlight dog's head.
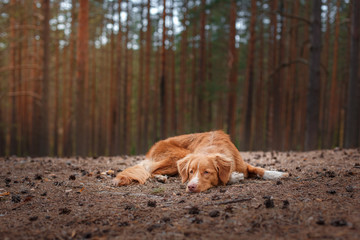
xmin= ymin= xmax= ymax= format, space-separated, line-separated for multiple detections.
xmin=177 ymin=153 xmax=233 ymax=192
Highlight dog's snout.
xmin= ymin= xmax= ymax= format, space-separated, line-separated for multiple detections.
xmin=188 ymin=183 xmax=197 ymax=192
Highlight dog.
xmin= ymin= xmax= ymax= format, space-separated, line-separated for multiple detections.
xmin=112 ymin=130 xmax=288 ymax=192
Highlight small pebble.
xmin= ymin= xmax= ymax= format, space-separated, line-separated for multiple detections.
xmin=316 ymin=216 xmax=325 ymax=225
xmin=147 ymin=223 xmax=161 ymax=232
xmin=29 ymin=216 xmax=38 ymax=221
xmin=191 ymin=217 xmax=203 ymax=224
xmin=325 ymin=171 xmax=336 ymax=178
xmin=11 ymin=195 xmax=21 ymax=203
xmin=331 ymin=219 xmax=347 ymax=227
xmin=34 ymin=174 xmax=42 ymax=180
xmin=326 ymin=190 xmax=336 ymax=195
xmin=264 ymin=198 xmax=274 ymax=208
xmin=188 ymin=206 xmax=200 ymax=214
xmin=345 ymin=186 xmax=354 ymax=192
xmin=118 ymin=221 xmax=129 ymax=227
xmin=69 ymin=175 xmax=76 ymax=180
xmin=59 ymin=208 xmax=71 ymax=215
xmin=282 ymin=200 xmax=289 ymax=209
xmin=147 ymin=200 xmax=156 ymax=207
xmin=209 ymin=210 xmax=220 ymax=218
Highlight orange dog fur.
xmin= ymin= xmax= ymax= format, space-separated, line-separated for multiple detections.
xmin=112 ymin=130 xmax=288 ymax=192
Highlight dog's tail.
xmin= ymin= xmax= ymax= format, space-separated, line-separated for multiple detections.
xmin=112 ymin=160 xmax=152 ymax=186
xmin=247 ymin=164 xmax=289 ymax=180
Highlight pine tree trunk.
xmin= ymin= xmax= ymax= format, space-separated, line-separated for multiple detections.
xmin=304 ymin=0 xmax=322 ymax=150
xmin=327 ymin=0 xmax=340 ymax=148
xmin=40 ymin=0 xmax=50 ymax=156
xmin=178 ymin=0 xmax=188 ymax=134
xmin=198 ymin=0 xmax=206 ymax=131
xmin=227 ymin=0 xmax=238 ymax=141
xmin=170 ymin=0 xmax=177 ymax=136
xmin=75 ymin=0 xmax=89 ymax=156
xmin=243 ymin=0 xmax=256 ymax=149
xmin=143 ymin=0 xmax=151 ymax=151
xmin=254 ymin=0 xmax=265 ymax=150
xmin=115 ymin=0 xmax=123 ymax=155
xmin=266 ymin=0 xmax=278 ymax=149
xmin=284 ymin=0 xmax=299 ymax=150
xmin=137 ymin=2 xmax=145 ymax=153
xmin=160 ymin=0 xmax=167 ymax=139
xmin=345 ymin=0 xmax=360 ymax=148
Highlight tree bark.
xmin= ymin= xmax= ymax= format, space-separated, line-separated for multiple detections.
xmin=39 ymin=0 xmax=50 ymax=156
xmin=345 ymin=0 xmax=360 ymax=148
xmin=227 ymin=0 xmax=238 ymax=141
xmin=160 ymin=0 xmax=167 ymax=139
xmin=143 ymin=0 xmax=151 ymax=151
xmin=305 ymin=0 xmax=322 ymax=150
xmin=198 ymin=0 xmax=206 ymax=131
xmin=75 ymin=0 xmax=89 ymax=156
xmin=243 ymin=0 xmax=256 ymax=149
xmin=327 ymin=0 xmax=340 ymax=148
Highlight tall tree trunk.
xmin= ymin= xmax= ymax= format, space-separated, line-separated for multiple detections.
xmin=327 ymin=0 xmax=340 ymax=148
xmin=319 ymin=0 xmax=331 ymax=148
xmin=63 ymin=0 xmax=77 ymax=156
xmin=254 ymin=0 xmax=265 ymax=150
xmin=53 ymin=7 xmax=60 ymax=155
xmin=75 ymin=0 xmax=89 ymax=156
xmin=243 ymin=0 xmax=256 ymax=149
xmin=284 ymin=0 xmax=299 ymax=150
xmin=137 ymin=2 xmax=145 ymax=153
xmin=266 ymin=0 xmax=278 ymax=149
xmin=178 ymin=0 xmax=188 ymax=134
xmin=305 ymin=0 xmax=322 ymax=150
xmin=143 ymin=0 xmax=151 ymax=151
xmin=227 ymin=0 xmax=238 ymax=141
xmin=345 ymin=0 xmax=360 ymax=148
xmin=191 ymin=8 xmax=198 ymax=132
xmin=198 ymin=0 xmax=206 ymax=131
xmin=7 ymin=0 xmax=17 ymax=155
xmin=115 ymin=0 xmax=123 ymax=155
xmin=160 ymin=0 xmax=167 ymax=139
xmin=39 ymin=0 xmax=50 ymax=156
xmin=109 ymin=1 xmax=117 ymax=155
xmin=170 ymin=0 xmax=177 ymax=136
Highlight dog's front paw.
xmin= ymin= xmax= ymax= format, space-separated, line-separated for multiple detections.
xmin=112 ymin=175 xmax=132 ymax=186
xmin=153 ymin=174 xmax=168 ymax=183
xmin=228 ymin=172 xmax=245 ymax=184
xmin=112 ymin=178 xmax=120 ymax=186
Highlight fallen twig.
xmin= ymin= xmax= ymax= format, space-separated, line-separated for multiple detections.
xmin=205 ymin=197 xmax=252 ymax=206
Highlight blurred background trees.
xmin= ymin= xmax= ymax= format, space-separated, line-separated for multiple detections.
xmin=0 ymin=0 xmax=359 ymax=156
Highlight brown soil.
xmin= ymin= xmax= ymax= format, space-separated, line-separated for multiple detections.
xmin=1 ymin=149 xmax=360 ymax=240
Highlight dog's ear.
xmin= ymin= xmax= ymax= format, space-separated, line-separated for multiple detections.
xmin=177 ymin=155 xmax=192 ymax=183
xmin=214 ymin=154 xmax=232 ymax=185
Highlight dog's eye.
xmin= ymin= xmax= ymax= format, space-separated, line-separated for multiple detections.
xmin=189 ymin=170 xmax=193 ymax=174
xmin=204 ymin=171 xmax=209 ymax=174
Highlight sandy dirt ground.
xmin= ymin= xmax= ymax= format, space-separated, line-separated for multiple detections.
xmin=1 ymin=149 xmax=359 ymax=240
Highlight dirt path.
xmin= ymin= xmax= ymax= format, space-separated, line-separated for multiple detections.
xmin=1 ymin=149 xmax=359 ymax=239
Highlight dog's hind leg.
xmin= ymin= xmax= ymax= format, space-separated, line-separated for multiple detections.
xmin=246 ymin=164 xmax=288 ymax=180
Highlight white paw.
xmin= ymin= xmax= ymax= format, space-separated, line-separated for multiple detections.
xmin=112 ymin=178 xmax=120 ymax=186
xmin=228 ymin=172 xmax=244 ymax=184
xmin=263 ymin=171 xmax=289 ymax=180
xmin=154 ymin=174 xmax=168 ymax=183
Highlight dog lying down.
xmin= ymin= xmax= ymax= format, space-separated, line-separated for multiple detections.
xmin=112 ymin=130 xmax=288 ymax=193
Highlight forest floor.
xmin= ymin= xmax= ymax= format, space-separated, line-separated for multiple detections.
xmin=1 ymin=149 xmax=360 ymax=240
